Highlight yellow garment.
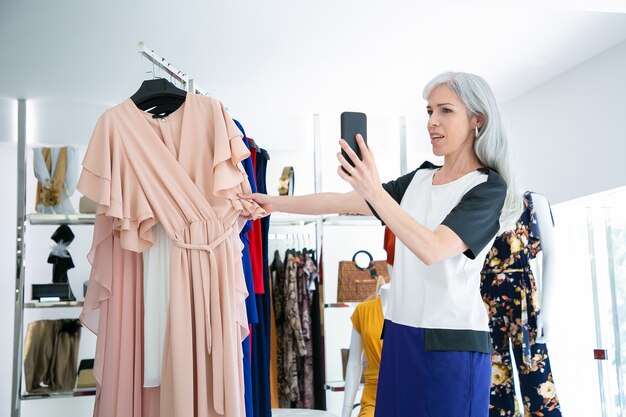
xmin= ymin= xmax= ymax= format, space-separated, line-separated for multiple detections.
xmin=351 ymin=296 xmax=384 ymax=417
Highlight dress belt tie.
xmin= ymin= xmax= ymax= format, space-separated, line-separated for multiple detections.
xmin=172 ymin=225 xmax=235 ymax=415
xmin=172 ymin=226 xmax=233 ymax=253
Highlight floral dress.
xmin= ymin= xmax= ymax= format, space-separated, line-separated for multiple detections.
xmin=481 ymin=192 xmax=562 ymax=417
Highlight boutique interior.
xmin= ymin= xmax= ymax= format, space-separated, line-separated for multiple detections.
xmin=2 ymin=1 xmax=626 ymax=417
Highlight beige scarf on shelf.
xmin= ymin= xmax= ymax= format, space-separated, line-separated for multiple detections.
xmin=36 ymin=147 xmax=67 ymax=208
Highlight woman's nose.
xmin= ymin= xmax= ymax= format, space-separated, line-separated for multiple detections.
xmin=428 ymin=116 xmax=440 ymax=128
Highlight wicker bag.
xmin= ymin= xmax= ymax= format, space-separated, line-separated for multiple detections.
xmin=337 ymin=250 xmax=390 ymax=302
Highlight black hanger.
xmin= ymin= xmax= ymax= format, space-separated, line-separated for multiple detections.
xmin=247 ymin=138 xmax=260 ymax=152
xmin=131 ymin=78 xmax=187 ymax=118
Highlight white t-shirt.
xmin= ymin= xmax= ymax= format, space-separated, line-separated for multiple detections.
xmin=368 ymin=161 xmax=506 ymax=353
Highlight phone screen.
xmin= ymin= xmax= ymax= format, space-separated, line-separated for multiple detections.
xmin=340 ymin=112 xmax=367 ymax=174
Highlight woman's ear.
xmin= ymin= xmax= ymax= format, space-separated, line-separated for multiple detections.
xmin=474 ymin=114 xmax=485 ymax=129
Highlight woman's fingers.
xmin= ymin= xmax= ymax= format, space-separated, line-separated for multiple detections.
xmin=339 ymin=139 xmax=363 ymax=169
xmin=336 ymin=151 xmax=357 ymax=175
xmin=337 ymin=165 xmax=354 ymax=183
xmin=355 ymin=134 xmax=372 ymax=165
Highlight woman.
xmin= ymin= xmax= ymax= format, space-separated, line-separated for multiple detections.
xmin=242 ymin=72 xmax=521 ymax=416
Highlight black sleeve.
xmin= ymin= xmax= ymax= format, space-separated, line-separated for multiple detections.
xmin=366 ymin=161 xmax=439 ymax=223
xmin=440 ymin=170 xmax=506 ymax=259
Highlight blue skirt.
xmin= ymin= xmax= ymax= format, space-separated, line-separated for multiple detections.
xmin=374 ymin=320 xmax=491 ymax=417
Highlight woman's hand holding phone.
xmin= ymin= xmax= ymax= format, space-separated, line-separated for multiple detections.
xmin=337 ymin=134 xmax=383 ymax=203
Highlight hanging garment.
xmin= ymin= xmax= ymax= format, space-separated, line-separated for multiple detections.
xmin=383 ymin=226 xmax=395 ymax=266
xmin=23 ymin=319 xmax=82 ymax=392
xmin=78 ymin=93 xmax=265 ymax=417
xmin=236 ymin=122 xmax=260 ymax=417
xmin=269 ymin=269 xmax=280 ymax=408
xmin=351 ymin=296 xmax=385 ymax=417
xmin=481 ymin=192 xmax=562 ymax=416
xmin=248 ymin=143 xmax=265 ymax=295
xmin=309 ymin=252 xmax=326 ymax=410
xmin=281 ymin=251 xmax=306 ymax=406
xmin=251 ymin=145 xmax=272 ymax=417
xmin=234 ymin=120 xmax=260 ymax=327
xmin=296 ymin=253 xmax=314 ymax=409
xmin=142 ymin=223 xmax=171 ymax=387
xmin=270 ymin=250 xmax=288 ymax=407
xmin=33 ymin=146 xmax=79 ymax=214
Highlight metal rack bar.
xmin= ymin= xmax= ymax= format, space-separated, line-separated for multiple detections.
xmin=604 ymin=208 xmax=625 ymax=412
xmin=20 ymin=389 xmax=96 ymax=400
xmin=28 ymin=214 xmax=96 ymax=225
xmin=11 ymin=99 xmax=27 ymax=417
xmin=399 ymin=116 xmax=407 ymax=175
xmin=587 ymin=208 xmax=609 ymax=417
xmin=25 ymin=301 xmax=85 ymax=309
xmin=138 ymin=41 xmax=208 ymax=95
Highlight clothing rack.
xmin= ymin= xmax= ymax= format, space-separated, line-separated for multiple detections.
xmin=10 ymin=42 xmax=213 ymax=417
xmin=138 ymin=41 xmax=208 ymax=95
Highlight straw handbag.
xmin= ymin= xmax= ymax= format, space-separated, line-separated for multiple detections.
xmin=337 ymin=250 xmax=390 ymax=302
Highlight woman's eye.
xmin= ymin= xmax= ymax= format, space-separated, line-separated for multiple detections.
xmin=427 ymin=110 xmax=433 ymax=116
xmin=442 ymin=108 xmax=452 ymax=113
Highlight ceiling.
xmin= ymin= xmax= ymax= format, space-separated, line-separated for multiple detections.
xmin=2 ymin=0 xmax=626 ymax=120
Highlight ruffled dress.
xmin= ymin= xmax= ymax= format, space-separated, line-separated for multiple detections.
xmin=77 ymin=93 xmax=265 ymax=417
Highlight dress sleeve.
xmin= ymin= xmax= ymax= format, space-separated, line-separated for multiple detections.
xmin=77 ymin=111 xmax=155 ymax=252
xmin=77 ymin=113 xmax=121 ymax=217
xmin=441 ymin=170 xmax=506 ymax=259
xmin=211 ymin=100 xmax=266 ymax=220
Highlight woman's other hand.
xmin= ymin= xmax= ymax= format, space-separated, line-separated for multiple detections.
xmin=238 ymin=193 xmax=274 ymax=218
xmin=337 ymin=134 xmax=384 ymax=202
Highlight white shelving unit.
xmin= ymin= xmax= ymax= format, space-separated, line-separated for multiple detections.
xmin=10 ymin=105 xmax=98 ymax=416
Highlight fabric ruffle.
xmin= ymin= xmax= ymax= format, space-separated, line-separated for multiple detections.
xmin=77 ymin=112 xmax=156 ymax=253
xmin=211 ymin=100 xmax=266 ymax=221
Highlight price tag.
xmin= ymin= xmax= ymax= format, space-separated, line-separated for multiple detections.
xmin=594 ymin=349 xmax=608 ymax=360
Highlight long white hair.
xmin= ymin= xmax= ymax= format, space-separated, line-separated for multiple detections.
xmin=423 ymin=71 xmax=523 ymax=231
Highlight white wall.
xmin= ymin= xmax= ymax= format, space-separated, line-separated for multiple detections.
xmin=0 ymin=98 xmax=17 ymax=142
xmin=504 ymin=39 xmax=626 ymax=204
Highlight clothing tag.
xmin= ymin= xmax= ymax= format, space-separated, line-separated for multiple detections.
xmin=594 ymin=349 xmax=608 ymax=360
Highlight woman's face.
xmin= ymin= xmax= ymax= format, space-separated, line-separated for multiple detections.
xmin=426 ymin=84 xmax=480 ymax=158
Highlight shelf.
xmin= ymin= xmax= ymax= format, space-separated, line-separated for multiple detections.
xmin=28 ymin=214 xmax=96 ymax=225
xmin=25 ymin=301 xmax=84 ymax=309
xmin=269 ymin=214 xmax=321 ymax=226
xmin=324 ymin=381 xmax=346 ymax=392
xmin=20 ymin=388 xmax=96 ymax=400
xmin=324 ymin=381 xmax=364 ymax=392
xmin=322 ymin=215 xmax=381 ymax=226
xmin=324 ymin=302 xmax=358 ymax=308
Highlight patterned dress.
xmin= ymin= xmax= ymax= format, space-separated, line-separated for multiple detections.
xmin=481 ymin=192 xmax=562 ymax=417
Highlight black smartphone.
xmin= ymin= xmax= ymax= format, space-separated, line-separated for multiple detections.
xmin=340 ymin=111 xmax=367 ymax=174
